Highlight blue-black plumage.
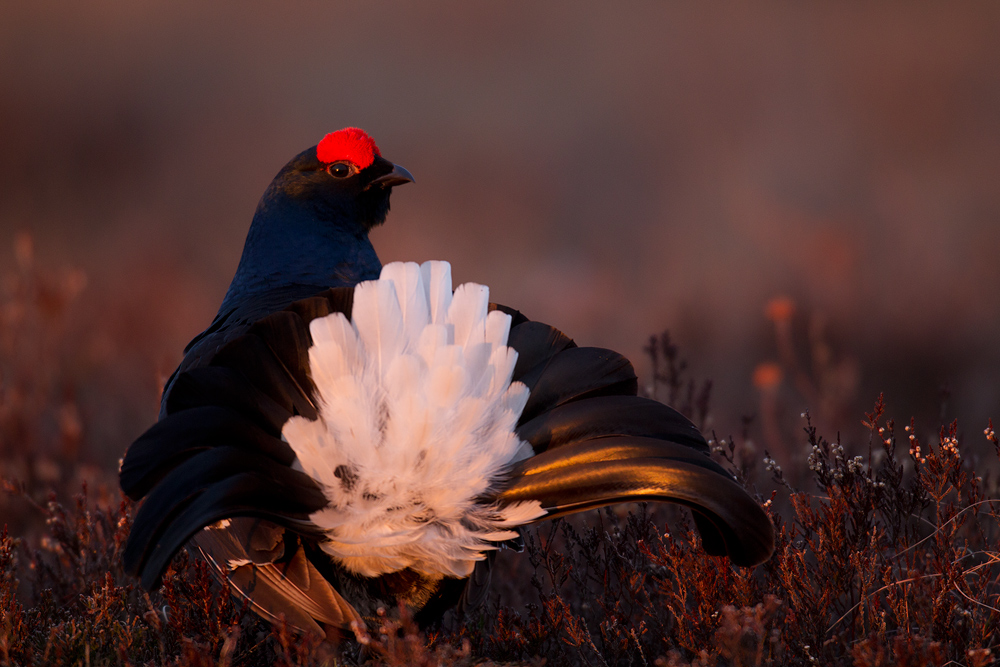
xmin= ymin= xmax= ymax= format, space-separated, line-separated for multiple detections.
xmin=121 ymin=128 xmax=774 ymax=642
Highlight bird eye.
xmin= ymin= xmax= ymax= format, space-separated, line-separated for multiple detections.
xmin=326 ymin=161 xmax=355 ymax=179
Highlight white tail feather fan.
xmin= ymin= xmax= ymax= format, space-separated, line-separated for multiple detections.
xmin=283 ymin=261 xmax=545 ymax=579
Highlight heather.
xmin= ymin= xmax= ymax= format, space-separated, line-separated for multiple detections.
xmin=5 ymin=4 xmax=1000 ymax=664
xmin=2 ymin=239 xmax=998 ymax=666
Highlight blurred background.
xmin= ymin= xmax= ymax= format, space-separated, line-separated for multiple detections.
xmin=2 ymin=2 xmax=999 ymax=499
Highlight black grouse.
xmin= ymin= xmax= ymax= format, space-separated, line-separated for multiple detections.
xmin=119 ymin=127 xmax=774 ymax=639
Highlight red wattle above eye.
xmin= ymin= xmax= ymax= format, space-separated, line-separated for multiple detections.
xmin=317 ymin=128 xmax=381 ymax=169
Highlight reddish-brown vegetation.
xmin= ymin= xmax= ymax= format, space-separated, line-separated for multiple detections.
xmin=1 ymin=239 xmax=998 ymax=666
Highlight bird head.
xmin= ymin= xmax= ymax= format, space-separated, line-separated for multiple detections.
xmin=268 ymin=127 xmax=414 ymax=232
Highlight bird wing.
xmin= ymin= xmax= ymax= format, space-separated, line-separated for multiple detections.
xmin=495 ymin=315 xmax=774 ymax=567
xmin=122 ymin=289 xmax=358 ymax=635
xmin=159 ymin=282 xmax=345 ymax=418
xmin=192 ymin=519 xmax=362 ymax=638
xmin=121 ymin=287 xmax=773 ymax=635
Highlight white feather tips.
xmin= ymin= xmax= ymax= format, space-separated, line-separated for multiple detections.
xmin=283 ymin=261 xmax=544 ymax=579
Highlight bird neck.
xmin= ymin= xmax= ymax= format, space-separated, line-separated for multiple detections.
xmin=218 ymin=191 xmax=382 ymax=316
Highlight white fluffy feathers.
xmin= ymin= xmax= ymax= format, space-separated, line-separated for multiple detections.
xmin=283 ymin=261 xmax=544 ymax=579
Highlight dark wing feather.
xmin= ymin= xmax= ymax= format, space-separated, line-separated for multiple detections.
xmin=139 ymin=470 xmax=323 ymax=589
xmin=123 ymin=288 xmax=365 ymax=632
xmin=516 ymin=395 xmax=708 ymax=454
xmin=496 ymin=329 xmax=772 ymax=566
xmin=509 ymin=435 xmax=728 ymax=477
xmin=505 ymin=321 xmax=576 ymax=380
xmin=123 ymin=446 xmax=325 ymax=578
xmin=209 ymin=334 xmax=317 ymax=420
xmin=517 ymin=347 xmax=638 ymax=425
xmin=495 ymin=441 xmax=774 ymax=567
xmin=163 ymin=282 xmax=343 ymax=417
xmin=164 ymin=366 xmax=292 ymax=433
xmin=120 ymin=406 xmax=295 ymax=501
xmin=246 ymin=311 xmax=315 ymax=397
xmin=495 ymin=436 xmax=739 ymax=559
xmin=193 ymin=524 xmax=363 ymax=637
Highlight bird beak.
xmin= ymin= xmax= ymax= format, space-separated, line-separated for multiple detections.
xmin=366 ymin=163 xmax=414 ymax=190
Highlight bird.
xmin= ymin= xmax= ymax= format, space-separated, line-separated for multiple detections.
xmin=119 ymin=127 xmax=774 ymax=640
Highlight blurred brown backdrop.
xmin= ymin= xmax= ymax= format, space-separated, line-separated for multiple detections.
xmin=2 ymin=2 xmax=999 ymax=475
